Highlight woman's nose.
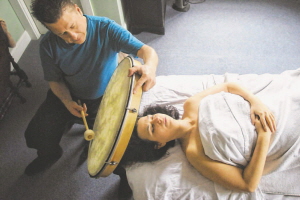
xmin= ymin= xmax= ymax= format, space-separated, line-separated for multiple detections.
xmin=153 ymin=115 xmax=162 ymax=124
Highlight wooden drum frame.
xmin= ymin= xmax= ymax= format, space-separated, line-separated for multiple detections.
xmin=87 ymin=56 xmax=142 ymax=178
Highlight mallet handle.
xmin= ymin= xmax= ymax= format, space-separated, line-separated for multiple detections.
xmin=78 ymin=100 xmax=94 ymax=141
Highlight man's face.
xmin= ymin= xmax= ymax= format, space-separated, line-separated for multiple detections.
xmin=45 ymin=4 xmax=87 ymax=44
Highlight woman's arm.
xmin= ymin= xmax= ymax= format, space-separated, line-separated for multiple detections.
xmin=185 ymin=82 xmax=276 ymax=132
xmin=0 ymin=19 xmax=16 ymax=48
xmin=185 ymin=119 xmax=272 ymax=192
xmin=242 ymin=117 xmax=272 ymax=191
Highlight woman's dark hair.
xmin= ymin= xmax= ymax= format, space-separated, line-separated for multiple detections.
xmin=120 ymin=104 xmax=180 ymax=167
xmin=31 ymin=0 xmax=75 ymax=24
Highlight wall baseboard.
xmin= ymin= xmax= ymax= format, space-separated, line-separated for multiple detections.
xmin=10 ymin=31 xmax=31 ymax=63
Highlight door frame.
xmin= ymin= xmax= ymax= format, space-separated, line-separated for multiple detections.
xmin=9 ymin=0 xmax=40 ymax=40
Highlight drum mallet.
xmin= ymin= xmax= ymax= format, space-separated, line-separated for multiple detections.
xmin=78 ymin=100 xmax=95 ymax=141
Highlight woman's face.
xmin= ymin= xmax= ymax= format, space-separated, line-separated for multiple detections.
xmin=137 ymin=113 xmax=178 ymax=145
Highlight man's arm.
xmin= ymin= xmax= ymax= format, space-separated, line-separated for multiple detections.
xmin=49 ymin=81 xmax=86 ymax=118
xmin=128 ymin=45 xmax=158 ymax=93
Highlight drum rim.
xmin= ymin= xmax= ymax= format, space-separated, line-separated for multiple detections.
xmin=88 ymin=56 xmax=141 ymax=178
xmin=96 ymin=57 xmax=133 ymax=177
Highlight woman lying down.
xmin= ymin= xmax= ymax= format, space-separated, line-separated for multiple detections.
xmin=120 ymin=82 xmax=300 ymax=195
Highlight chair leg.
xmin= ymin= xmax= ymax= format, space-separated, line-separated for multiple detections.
xmin=10 ymin=54 xmax=32 ymax=88
xmin=0 ymin=79 xmax=27 ymax=120
xmin=0 ymin=85 xmax=15 ymax=120
xmin=0 ymin=37 xmax=31 ymax=120
xmin=8 ymin=60 xmax=32 ymax=104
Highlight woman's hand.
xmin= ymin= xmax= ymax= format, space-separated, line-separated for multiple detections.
xmin=254 ymin=116 xmax=273 ymax=135
xmin=0 ymin=18 xmax=16 ymax=48
xmin=0 ymin=19 xmax=8 ymax=34
xmin=250 ymin=99 xmax=276 ymax=133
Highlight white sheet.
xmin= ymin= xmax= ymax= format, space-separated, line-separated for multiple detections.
xmin=126 ymin=69 xmax=300 ymax=200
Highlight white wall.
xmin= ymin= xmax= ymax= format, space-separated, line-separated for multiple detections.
xmin=88 ymin=0 xmax=126 ymax=27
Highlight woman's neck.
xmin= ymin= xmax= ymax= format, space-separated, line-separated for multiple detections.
xmin=176 ymin=117 xmax=199 ymax=152
xmin=177 ymin=117 xmax=197 ymax=140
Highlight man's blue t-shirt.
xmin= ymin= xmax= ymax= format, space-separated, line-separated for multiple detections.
xmin=40 ymin=15 xmax=144 ymax=99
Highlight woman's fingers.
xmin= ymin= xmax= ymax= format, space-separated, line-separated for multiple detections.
xmin=251 ymin=112 xmax=256 ymax=125
xmin=259 ymin=114 xmax=267 ymax=132
xmin=267 ymin=113 xmax=276 ymax=133
xmin=258 ymin=112 xmax=276 ymax=133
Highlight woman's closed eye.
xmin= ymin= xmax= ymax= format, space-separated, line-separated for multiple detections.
xmin=151 ymin=124 xmax=155 ymax=133
xmin=150 ymin=115 xmax=155 ymax=133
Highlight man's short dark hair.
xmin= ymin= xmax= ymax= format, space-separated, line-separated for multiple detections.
xmin=31 ymin=0 xmax=75 ymax=24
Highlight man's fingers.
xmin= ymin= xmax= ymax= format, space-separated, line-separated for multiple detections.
xmin=128 ymin=66 xmax=140 ymax=77
xmin=133 ymin=75 xmax=156 ymax=94
xmin=83 ymin=103 xmax=88 ymax=116
xmin=72 ymin=108 xmax=83 ymax=118
xmin=128 ymin=65 xmax=156 ymax=93
xmin=74 ymin=101 xmax=88 ymax=117
xmin=133 ymin=76 xmax=147 ymax=94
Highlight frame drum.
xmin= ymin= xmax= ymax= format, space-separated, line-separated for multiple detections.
xmin=88 ymin=56 xmax=142 ymax=177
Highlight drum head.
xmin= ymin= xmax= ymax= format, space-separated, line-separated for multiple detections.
xmin=88 ymin=56 xmax=142 ymax=177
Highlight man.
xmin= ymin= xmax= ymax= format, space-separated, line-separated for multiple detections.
xmin=25 ymin=0 xmax=158 ymax=197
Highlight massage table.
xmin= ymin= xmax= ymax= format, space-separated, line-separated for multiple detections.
xmin=125 ymin=68 xmax=300 ymax=200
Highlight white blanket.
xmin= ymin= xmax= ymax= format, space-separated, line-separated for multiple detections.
xmin=126 ymin=68 xmax=300 ymax=200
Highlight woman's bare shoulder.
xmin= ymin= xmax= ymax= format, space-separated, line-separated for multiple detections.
xmin=180 ymin=127 xmax=203 ymax=157
xmin=183 ymin=96 xmax=202 ymax=117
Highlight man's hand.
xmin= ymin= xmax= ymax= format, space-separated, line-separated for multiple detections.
xmin=49 ymin=81 xmax=89 ymax=118
xmin=132 ymin=44 xmax=158 ymax=94
xmin=128 ymin=64 xmax=156 ymax=94
xmin=63 ymin=100 xmax=88 ymax=118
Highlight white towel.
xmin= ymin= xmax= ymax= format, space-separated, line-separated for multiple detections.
xmin=199 ymin=92 xmax=257 ymax=168
xmin=199 ymin=69 xmax=300 ymax=197
xmin=199 ymin=92 xmax=264 ymax=200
